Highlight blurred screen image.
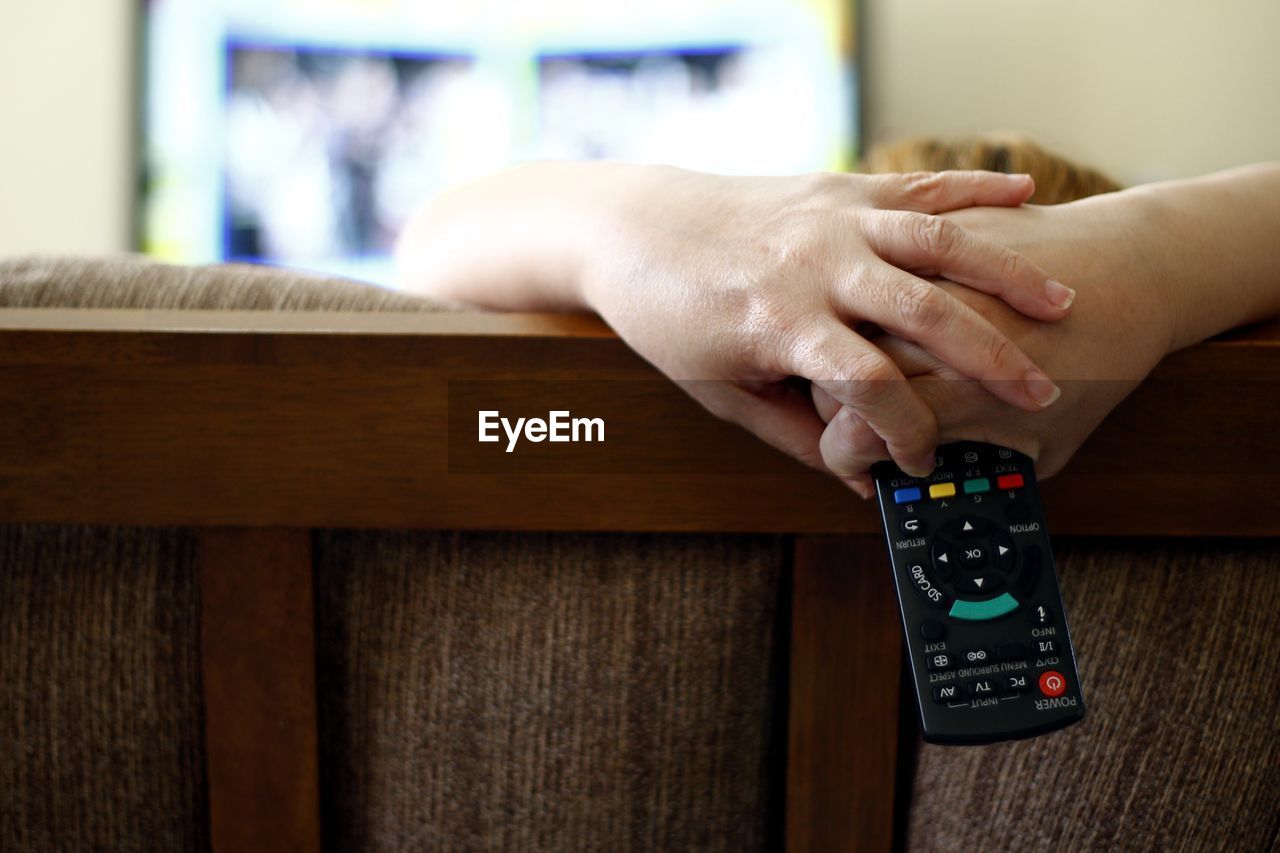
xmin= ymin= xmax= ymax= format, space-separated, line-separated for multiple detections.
xmin=225 ymin=46 xmax=472 ymax=263
xmin=142 ymin=0 xmax=857 ymax=285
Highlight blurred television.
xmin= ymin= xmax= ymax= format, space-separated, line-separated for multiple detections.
xmin=141 ymin=0 xmax=858 ymax=285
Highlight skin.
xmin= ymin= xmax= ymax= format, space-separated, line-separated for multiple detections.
xmin=398 ymin=163 xmax=1074 ymax=477
xmin=813 ymin=163 xmax=1280 ymax=496
xmin=397 ymin=160 xmax=1280 ymax=492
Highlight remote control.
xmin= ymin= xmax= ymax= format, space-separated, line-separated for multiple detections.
xmin=871 ymin=441 xmax=1085 ymax=745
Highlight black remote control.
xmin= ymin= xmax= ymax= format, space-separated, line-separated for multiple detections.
xmin=871 ymin=441 xmax=1085 ymax=745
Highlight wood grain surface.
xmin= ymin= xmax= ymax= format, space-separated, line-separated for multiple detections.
xmin=199 ymin=528 xmax=320 ymax=853
xmin=787 ymin=535 xmax=904 ymax=852
xmin=0 ymin=310 xmax=1277 ymax=534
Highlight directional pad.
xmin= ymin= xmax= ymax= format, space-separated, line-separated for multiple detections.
xmin=926 ymin=515 xmax=1024 ymax=602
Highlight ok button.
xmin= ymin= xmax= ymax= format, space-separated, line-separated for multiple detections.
xmin=960 ymin=544 xmax=987 ymax=568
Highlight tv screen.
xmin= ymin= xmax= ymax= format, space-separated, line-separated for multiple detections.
xmin=141 ymin=0 xmax=858 ymax=286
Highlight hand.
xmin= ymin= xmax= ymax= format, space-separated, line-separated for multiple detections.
xmin=811 ymin=201 xmax=1176 ymax=495
xmin=580 ymin=167 xmax=1075 ymax=476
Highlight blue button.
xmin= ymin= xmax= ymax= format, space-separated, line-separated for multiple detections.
xmin=949 ymin=593 xmax=1020 ymax=621
xmin=894 ymin=487 xmax=922 ymax=504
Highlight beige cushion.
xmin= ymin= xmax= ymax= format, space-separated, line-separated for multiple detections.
xmin=0 ymin=253 xmax=447 ymax=311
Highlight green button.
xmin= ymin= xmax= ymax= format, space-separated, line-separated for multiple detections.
xmin=963 ymin=478 xmax=990 ymax=494
xmin=950 ymin=593 xmax=1019 ymax=621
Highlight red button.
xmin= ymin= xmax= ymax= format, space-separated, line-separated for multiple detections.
xmin=997 ymin=473 xmax=1025 ymax=490
xmin=1038 ymin=670 xmax=1067 ymax=697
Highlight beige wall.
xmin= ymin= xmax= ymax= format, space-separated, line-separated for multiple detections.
xmin=0 ymin=0 xmax=134 ymax=257
xmin=0 ymin=0 xmax=1276 ymax=255
xmin=861 ymin=0 xmax=1280 ymax=184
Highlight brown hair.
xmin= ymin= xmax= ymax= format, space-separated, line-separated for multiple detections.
xmin=861 ymin=133 xmax=1122 ymax=205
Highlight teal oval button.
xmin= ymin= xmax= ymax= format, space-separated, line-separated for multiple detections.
xmin=950 ymin=592 xmax=1019 ymax=620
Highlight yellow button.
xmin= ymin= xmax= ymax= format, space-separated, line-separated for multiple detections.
xmin=929 ymin=482 xmax=956 ymax=499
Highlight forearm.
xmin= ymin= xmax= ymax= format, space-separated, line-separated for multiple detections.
xmin=1073 ymin=162 xmax=1280 ymax=352
xmin=395 ymin=160 xmax=665 ymax=311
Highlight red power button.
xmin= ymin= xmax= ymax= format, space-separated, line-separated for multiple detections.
xmin=1038 ymin=670 xmax=1068 ymax=697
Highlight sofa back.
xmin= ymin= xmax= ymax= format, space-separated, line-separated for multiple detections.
xmin=2 ymin=255 xmax=1278 ymax=852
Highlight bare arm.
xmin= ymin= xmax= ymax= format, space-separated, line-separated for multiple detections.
xmin=396 ymin=161 xmax=1074 ymax=477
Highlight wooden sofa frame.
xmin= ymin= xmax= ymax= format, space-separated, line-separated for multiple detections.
xmin=2 ymin=308 xmax=1277 ymax=851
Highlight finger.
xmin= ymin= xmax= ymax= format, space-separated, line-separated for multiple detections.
xmin=778 ymin=317 xmax=938 ymax=477
xmin=811 ymin=383 xmax=842 ymax=423
xmin=835 ymin=265 xmax=1061 ymax=412
xmin=873 ymin=335 xmax=950 ymax=377
xmin=868 ymin=211 xmax=1075 ymax=320
xmin=841 ymin=472 xmax=875 ymax=499
xmin=873 ymin=170 xmax=1035 ymax=213
xmin=874 ymin=336 xmax=996 ymax=428
xmin=691 ymin=380 xmax=830 ymax=474
xmin=820 ymin=406 xmax=890 ymax=479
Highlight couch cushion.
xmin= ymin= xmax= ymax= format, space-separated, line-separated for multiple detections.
xmin=0 ymin=525 xmax=206 ymax=853
xmin=314 ymin=529 xmax=788 ymax=851
xmin=0 ymin=254 xmax=447 ymax=311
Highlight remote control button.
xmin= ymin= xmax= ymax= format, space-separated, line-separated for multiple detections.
xmin=929 ymin=482 xmax=956 ymax=499
xmin=933 ymin=684 xmax=965 ymax=703
xmin=997 ymin=473 xmax=1025 ymax=490
xmin=944 ymin=515 xmax=989 ymax=537
xmin=1002 ymin=674 xmax=1030 ymax=693
xmin=953 ymin=573 xmax=1004 ymax=595
xmin=1005 ymin=499 xmax=1031 ymax=522
xmin=919 ymin=619 xmax=945 ymax=642
xmin=926 ymin=653 xmax=954 ymax=672
xmin=1038 ymin=670 xmax=1068 ymax=698
xmin=894 ymin=487 xmax=922 ymax=504
xmin=997 ymin=642 xmax=1027 ymax=661
xmin=949 ymin=592 xmax=1019 ymax=621
xmin=1030 ymin=603 xmax=1054 ymax=626
xmin=931 ymin=542 xmax=956 ymax=581
xmin=899 ymin=516 xmax=925 ymax=535
xmin=991 ymin=530 xmax=1016 ymax=571
xmin=961 ymin=648 xmax=992 ymax=665
xmin=970 ymin=679 xmax=996 ymax=697
xmin=1034 ymin=639 xmax=1059 ymax=656
xmin=963 ymin=477 xmax=990 ymax=495
xmin=958 ymin=543 xmax=987 ymax=569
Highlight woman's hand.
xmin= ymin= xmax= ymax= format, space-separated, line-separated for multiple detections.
xmin=812 ymin=201 xmax=1177 ymax=495
xmin=568 ymin=165 xmax=1074 ymax=476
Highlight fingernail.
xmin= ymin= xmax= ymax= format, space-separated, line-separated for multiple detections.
xmin=1045 ymin=279 xmax=1075 ymax=309
xmin=907 ymin=455 xmax=935 ymax=478
xmin=1024 ymin=369 xmax=1061 ymax=408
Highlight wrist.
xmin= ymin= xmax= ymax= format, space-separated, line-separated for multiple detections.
xmin=1055 ymin=190 xmax=1181 ymax=358
xmin=576 ymin=162 xmax=690 ymax=312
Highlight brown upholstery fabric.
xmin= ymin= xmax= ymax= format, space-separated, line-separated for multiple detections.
xmin=0 ymin=254 xmax=446 ymax=311
xmin=314 ymin=530 xmax=788 ymax=851
xmin=907 ymin=539 xmax=1280 ymax=852
xmin=0 ymin=525 xmax=206 ymax=852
